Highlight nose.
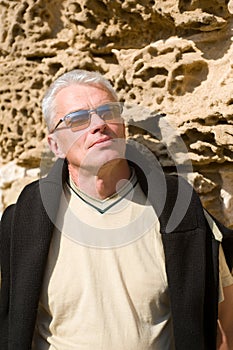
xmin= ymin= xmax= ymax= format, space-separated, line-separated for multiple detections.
xmin=89 ymin=112 xmax=106 ymax=133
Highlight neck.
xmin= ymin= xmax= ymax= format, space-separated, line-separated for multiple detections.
xmin=68 ymin=159 xmax=131 ymax=199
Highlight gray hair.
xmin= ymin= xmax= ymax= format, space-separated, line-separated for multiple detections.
xmin=42 ymin=69 xmax=118 ymax=131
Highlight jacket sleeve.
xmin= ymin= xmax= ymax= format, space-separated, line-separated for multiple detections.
xmin=0 ymin=204 xmax=16 ymax=347
xmin=0 ymin=204 xmax=15 ymax=309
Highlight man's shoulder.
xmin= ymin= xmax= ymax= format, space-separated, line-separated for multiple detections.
xmin=1 ymin=159 xmax=66 ymax=225
xmin=16 ymin=158 xmax=66 ymax=202
xmin=1 ymin=179 xmax=39 ymax=217
xmin=17 ymin=178 xmax=41 ymax=200
xmin=164 ymin=172 xmax=193 ymax=188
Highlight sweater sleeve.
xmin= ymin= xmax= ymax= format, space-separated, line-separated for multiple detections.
xmin=203 ymin=210 xmax=233 ymax=301
xmin=219 ymin=245 xmax=233 ymax=302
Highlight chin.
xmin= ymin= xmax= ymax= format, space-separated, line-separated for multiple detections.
xmin=95 ymin=150 xmax=124 ymax=166
xmin=83 ymin=149 xmax=125 ymax=172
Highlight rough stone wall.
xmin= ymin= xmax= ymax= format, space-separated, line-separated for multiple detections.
xmin=1 ymin=0 xmax=233 ymax=227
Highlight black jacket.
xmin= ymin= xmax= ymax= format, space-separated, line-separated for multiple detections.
xmin=0 ymin=154 xmax=231 ymax=350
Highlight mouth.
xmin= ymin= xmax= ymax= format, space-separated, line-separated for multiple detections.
xmin=89 ymin=136 xmax=113 ymax=148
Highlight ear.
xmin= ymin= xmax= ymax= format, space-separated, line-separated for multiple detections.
xmin=47 ymin=134 xmax=66 ymax=158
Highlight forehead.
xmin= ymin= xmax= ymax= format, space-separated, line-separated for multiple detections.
xmin=55 ymin=83 xmax=115 ymax=112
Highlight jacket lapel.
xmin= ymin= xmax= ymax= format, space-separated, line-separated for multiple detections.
xmin=136 ymin=160 xmax=217 ymax=349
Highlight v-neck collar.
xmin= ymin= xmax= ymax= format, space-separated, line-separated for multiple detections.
xmin=67 ymin=167 xmax=138 ymax=214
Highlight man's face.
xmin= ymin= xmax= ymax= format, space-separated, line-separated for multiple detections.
xmin=48 ymin=84 xmax=126 ymax=174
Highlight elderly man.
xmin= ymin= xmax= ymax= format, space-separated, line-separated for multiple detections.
xmin=0 ymin=69 xmax=233 ymax=350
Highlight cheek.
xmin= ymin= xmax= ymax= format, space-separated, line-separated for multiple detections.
xmin=111 ymin=123 xmax=126 ymax=139
xmin=58 ymin=132 xmax=86 ymax=156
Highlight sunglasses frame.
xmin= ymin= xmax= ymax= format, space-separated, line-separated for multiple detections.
xmin=51 ymin=102 xmax=123 ymax=133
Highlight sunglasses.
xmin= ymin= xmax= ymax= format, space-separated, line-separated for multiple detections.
xmin=51 ymin=102 xmax=123 ymax=133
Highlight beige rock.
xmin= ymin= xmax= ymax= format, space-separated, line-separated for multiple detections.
xmin=0 ymin=0 xmax=233 ymax=227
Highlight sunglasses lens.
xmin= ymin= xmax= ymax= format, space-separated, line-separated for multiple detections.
xmin=66 ymin=111 xmax=90 ymax=131
xmin=97 ymin=103 xmax=122 ymax=122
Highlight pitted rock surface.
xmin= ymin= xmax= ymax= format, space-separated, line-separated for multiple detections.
xmin=1 ymin=0 xmax=233 ymax=226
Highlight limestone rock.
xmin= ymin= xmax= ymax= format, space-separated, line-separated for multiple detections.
xmin=1 ymin=0 xmax=233 ymax=227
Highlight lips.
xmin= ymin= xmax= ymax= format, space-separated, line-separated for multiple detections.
xmin=89 ymin=136 xmax=113 ymax=148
